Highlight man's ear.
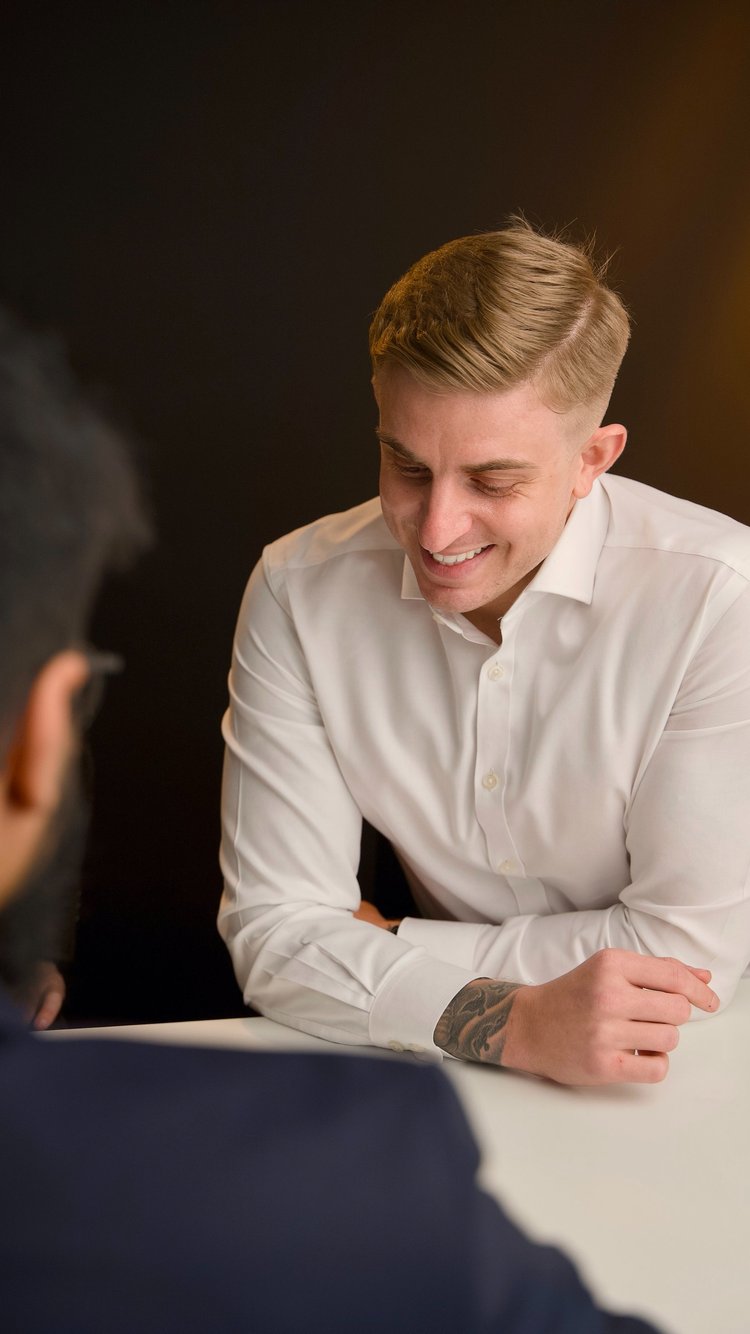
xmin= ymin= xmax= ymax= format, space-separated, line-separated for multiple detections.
xmin=0 ymin=651 xmax=89 ymax=910
xmin=573 ymin=424 xmax=627 ymax=500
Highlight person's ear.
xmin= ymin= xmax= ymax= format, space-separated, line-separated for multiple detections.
xmin=573 ymin=424 xmax=627 ymax=500
xmin=0 ymin=650 xmax=89 ymax=910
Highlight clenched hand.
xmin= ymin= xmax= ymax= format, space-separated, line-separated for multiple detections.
xmin=434 ymin=949 xmax=718 ymax=1085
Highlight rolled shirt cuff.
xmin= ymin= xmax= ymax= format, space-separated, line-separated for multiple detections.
xmin=368 ymin=951 xmax=478 ymax=1061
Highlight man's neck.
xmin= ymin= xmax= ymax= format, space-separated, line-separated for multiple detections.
xmin=463 ymin=608 xmax=503 ymax=644
xmin=464 ymin=564 xmax=542 ymax=643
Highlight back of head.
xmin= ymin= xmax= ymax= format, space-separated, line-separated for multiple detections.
xmin=0 ymin=308 xmax=150 ymax=990
xmin=0 ymin=308 xmax=150 ymax=736
xmin=369 ymin=218 xmax=631 ymax=419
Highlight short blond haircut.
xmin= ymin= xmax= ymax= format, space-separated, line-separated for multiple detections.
xmin=369 ymin=219 xmax=630 ymax=416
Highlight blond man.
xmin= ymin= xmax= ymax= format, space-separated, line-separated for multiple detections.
xmin=220 ymin=221 xmax=750 ymax=1083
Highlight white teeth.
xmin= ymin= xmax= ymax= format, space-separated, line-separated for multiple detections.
xmin=431 ymin=545 xmax=487 ymax=566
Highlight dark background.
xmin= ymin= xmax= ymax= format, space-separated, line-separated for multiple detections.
xmin=1 ymin=1 xmax=748 ymax=1023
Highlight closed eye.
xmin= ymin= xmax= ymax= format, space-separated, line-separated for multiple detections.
xmin=393 ymin=462 xmax=430 ymax=479
xmin=383 ymin=446 xmax=523 ymax=498
xmin=473 ymin=480 xmax=519 ymax=498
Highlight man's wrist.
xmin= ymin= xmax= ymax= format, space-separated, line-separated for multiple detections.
xmin=493 ymin=981 xmax=533 ymax=1072
xmin=433 ymin=977 xmax=523 ymax=1065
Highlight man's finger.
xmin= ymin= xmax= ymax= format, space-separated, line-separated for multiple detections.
xmin=33 ymin=982 xmax=66 ymax=1030
xmin=619 ymin=1020 xmax=680 ymax=1055
xmin=610 ymin=1050 xmax=671 ymax=1085
xmin=622 ymin=954 xmax=719 ymax=1011
xmin=629 ymin=988 xmax=692 ymax=1026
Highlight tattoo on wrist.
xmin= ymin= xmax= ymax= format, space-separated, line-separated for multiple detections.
xmin=433 ymin=978 xmax=520 ymax=1064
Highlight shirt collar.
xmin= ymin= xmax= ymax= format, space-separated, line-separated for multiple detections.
xmin=400 ymin=477 xmax=610 ymax=614
xmin=524 ymin=477 xmax=610 ymax=606
xmin=400 ymin=555 xmax=424 ymax=601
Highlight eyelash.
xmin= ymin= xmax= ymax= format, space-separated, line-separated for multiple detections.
xmin=391 ymin=463 xmax=517 ymax=498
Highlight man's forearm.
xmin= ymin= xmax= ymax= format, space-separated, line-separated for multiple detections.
xmin=433 ymin=977 xmax=521 ymax=1063
xmin=395 ymin=893 xmax=744 ymax=1013
xmin=353 ymin=903 xmax=719 ymax=1083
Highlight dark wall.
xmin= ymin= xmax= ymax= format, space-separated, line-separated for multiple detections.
xmin=1 ymin=1 xmax=748 ymax=1022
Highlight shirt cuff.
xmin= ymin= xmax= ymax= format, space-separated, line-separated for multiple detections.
xmin=368 ymin=951 xmax=477 ymax=1061
xmin=397 ymin=917 xmax=489 ymax=970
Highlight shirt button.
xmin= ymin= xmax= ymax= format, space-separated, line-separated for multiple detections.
xmin=498 ymin=859 xmax=517 ymax=874
xmin=487 ymin=663 xmax=504 ymax=680
xmin=388 ymin=1041 xmax=405 ymax=1053
xmin=482 ymin=770 xmax=499 ymax=791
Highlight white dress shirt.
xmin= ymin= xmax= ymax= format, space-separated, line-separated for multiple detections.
xmin=219 ymin=474 xmax=750 ymax=1059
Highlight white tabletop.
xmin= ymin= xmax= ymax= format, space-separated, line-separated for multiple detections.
xmin=47 ymin=982 xmax=750 ymax=1334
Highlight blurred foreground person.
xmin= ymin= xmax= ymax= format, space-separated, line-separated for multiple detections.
xmin=0 ymin=309 xmax=658 ymax=1331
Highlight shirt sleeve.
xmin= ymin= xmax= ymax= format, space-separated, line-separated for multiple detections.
xmin=399 ymin=583 xmax=750 ymax=1011
xmin=218 ymin=555 xmax=476 ymax=1057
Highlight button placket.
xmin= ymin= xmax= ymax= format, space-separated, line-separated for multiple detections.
xmin=475 ymin=627 xmax=524 ymax=876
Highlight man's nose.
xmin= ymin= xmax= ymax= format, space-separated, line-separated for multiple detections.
xmin=417 ymin=483 xmax=473 ymax=553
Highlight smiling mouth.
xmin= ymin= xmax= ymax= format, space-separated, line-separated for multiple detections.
xmin=429 ymin=544 xmax=491 ymax=566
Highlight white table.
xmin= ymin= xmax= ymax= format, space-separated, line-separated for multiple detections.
xmin=47 ymin=982 xmax=750 ymax=1334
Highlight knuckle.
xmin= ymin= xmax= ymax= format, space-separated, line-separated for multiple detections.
xmin=586 ymin=949 xmax=608 ymax=976
xmin=585 ymin=953 xmax=623 ymax=1009
xmin=593 ymin=947 xmax=618 ymax=971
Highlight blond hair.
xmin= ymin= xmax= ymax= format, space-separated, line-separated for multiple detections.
xmin=369 ymin=219 xmax=630 ymax=416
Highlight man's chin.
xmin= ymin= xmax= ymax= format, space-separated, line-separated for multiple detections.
xmin=416 ymin=575 xmax=493 ymax=616
xmin=425 ymin=589 xmax=473 ymax=611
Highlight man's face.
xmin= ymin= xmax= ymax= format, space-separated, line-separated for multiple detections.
xmin=376 ymin=365 xmax=609 ymax=636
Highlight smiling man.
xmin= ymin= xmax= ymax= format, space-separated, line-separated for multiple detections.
xmin=219 ymin=220 xmax=750 ymax=1083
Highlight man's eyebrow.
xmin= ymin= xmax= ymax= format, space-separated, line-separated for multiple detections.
xmin=375 ymin=430 xmax=539 ymax=473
